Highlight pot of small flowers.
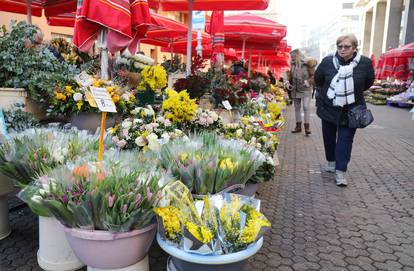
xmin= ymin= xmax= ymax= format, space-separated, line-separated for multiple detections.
xmin=135 ymin=65 xmax=167 ymax=106
xmin=50 ymin=79 xmax=135 ymax=133
xmin=155 ymin=181 xmax=270 ymax=271
xmin=108 ymin=105 xmax=185 ymax=152
xmin=29 ymin=150 xmax=165 ymax=271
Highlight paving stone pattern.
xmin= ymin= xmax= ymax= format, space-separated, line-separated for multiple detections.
xmin=1 ymin=103 xmax=414 ymax=271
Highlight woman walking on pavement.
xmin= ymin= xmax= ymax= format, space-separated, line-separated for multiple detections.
xmin=288 ymin=49 xmax=313 ymax=136
xmin=314 ymin=34 xmax=375 ymax=186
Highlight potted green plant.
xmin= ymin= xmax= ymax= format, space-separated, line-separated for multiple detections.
xmin=24 ymin=150 xmax=166 ymax=270
xmin=0 ymin=22 xmax=79 ymax=119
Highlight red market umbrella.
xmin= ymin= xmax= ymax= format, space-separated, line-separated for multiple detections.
xmin=209 ymin=10 xmax=224 ymax=64
xmin=221 ymin=13 xmax=286 ymax=59
xmin=46 ymin=12 xmax=75 ymax=27
xmin=370 ymin=54 xmax=376 ymax=69
xmin=73 ymin=0 xmax=152 ymax=54
xmin=384 ymin=42 xmax=414 ymax=58
xmin=0 ymin=0 xmax=76 ymax=20
xmin=149 ymin=0 xmax=268 ymax=11
xmin=393 ymin=57 xmax=410 ymax=80
xmin=149 ymin=0 xmax=269 ymax=75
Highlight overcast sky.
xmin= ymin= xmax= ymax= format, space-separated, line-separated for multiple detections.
xmin=274 ymin=0 xmax=342 ymax=48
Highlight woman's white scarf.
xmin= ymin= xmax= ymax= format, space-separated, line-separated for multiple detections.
xmin=327 ymin=53 xmax=361 ymax=107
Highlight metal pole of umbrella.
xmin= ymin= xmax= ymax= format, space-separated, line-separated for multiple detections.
xmin=26 ymin=0 xmax=32 ymax=24
xmin=241 ymin=37 xmax=246 ymax=60
xmin=196 ymin=30 xmax=203 ymax=57
xmin=186 ymin=0 xmax=194 ymax=76
xmin=248 ymin=47 xmax=252 ymax=77
xmin=98 ymin=29 xmax=109 ymax=80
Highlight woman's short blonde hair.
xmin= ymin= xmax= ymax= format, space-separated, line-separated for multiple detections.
xmin=336 ymin=34 xmax=358 ymax=48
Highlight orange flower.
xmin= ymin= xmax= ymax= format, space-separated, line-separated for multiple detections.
xmin=95 ymin=172 xmax=106 ymax=181
xmin=72 ymin=165 xmax=89 ymax=179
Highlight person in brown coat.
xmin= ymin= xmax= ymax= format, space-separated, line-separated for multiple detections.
xmin=288 ymin=49 xmax=313 ymax=135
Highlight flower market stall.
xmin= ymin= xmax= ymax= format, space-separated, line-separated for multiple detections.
xmin=0 ymin=2 xmax=295 ymax=270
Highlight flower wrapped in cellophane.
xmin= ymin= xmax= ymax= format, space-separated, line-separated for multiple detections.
xmin=156 ymin=181 xmax=270 ymax=255
xmin=18 ymin=150 xmax=167 ymax=231
xmin=159 ymin=133 xmax=265 ymax=195
xmin=0 ymin=128 xmax=111 ymax=188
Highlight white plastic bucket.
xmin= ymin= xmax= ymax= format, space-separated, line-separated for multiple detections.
xmin=37 ymin=216 xmax=84 ymax=271
xmin=87 ymin=255 xmax=149 ymax=271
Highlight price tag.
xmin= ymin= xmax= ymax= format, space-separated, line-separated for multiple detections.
xmin=85 ymin=91 xmax=97 ymax=107
xmin=75 ymin=71 xmax=94 ymax=87
xmin=90 ymin=87 xmax=117 ymax=113
xmin=222 ymin=100 xmax=232 ymax=111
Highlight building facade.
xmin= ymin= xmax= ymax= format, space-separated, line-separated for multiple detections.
xmin=357 ymin=0 xmax=414 ymax=59
xmin=299 ymin=0 xmax=364 ymax=62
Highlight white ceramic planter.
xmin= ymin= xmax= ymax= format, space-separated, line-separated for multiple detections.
xmin=37 ymin=216 xmax=84 ymax=271
xmin=0 ymin=88 xmax=46 ymax=120
xmin=158 ymin=234 xmax=263 ymax=271
xmin=0 ymin=88 xmax=27 ymax=110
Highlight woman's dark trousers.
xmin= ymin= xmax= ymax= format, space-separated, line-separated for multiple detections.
xmin=322 ymin=119 xmax=357 ymax=172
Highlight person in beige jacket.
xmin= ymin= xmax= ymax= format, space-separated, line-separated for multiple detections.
xmin=288 ymin=49 xmax=314 ymax=135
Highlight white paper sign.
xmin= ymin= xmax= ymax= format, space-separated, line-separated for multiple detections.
xmin=222 ymin=100 xmax=232 ymax=111
xmin=90 ymin=87 xmax=117 ymax=113
xmin=75 ymin=71 xmax=94 ymax=87
xmin=192 ymin=11 xmax=206 ymax=30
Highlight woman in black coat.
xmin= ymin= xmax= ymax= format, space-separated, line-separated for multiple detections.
xmin=314 ymin=34 xmax=375 ymax=187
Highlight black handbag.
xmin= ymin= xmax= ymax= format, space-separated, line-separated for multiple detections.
xmin=347 ymin=105 xmax=374 ymax=128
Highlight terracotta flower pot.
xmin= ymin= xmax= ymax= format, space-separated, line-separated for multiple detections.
xmin=158 ymin=234 xmax=263 ymax=271
xmin=62 ymin=222 xmax=157 ymax=269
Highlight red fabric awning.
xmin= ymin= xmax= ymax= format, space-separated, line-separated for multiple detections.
xmin=148 ymin=0 xmax=269 ymax=11
xmin=0 ymin=0 xmax=76 ymax=17
xmin=73 ymin=0 xmax=152 ymax=54
xmin=384 ymin=42 xmax=414 ymax=58
xmin=47 ymin=12 xmax=75 ymax=27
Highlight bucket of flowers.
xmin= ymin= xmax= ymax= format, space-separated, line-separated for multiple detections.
xmin=159 ymin=133 xmax=265 ymax=197
xmin=155 ymin=181 xmax=270 ymax=271
xmin=20 ymin=150 xmax=165 ymax=270
xmin=0 ymin=128 xmax=107 ymax=270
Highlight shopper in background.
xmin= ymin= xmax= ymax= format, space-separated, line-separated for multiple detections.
xmin=288 ymin=49 xmax=312 ymax=135
xmin=314 ymin=34 xmax=375 ymax=187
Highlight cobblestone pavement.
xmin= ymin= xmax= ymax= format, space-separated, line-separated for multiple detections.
xmin=1 ymin=103 xmax=414 ymax=271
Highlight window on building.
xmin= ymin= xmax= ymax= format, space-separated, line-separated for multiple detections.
xmin=342 ymin=3 xmax=354 ymax=9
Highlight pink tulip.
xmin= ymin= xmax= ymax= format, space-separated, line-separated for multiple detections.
xmin=108 ymin=195 xmax=115 ymax=208
xmin=122 ymin=204 xmax=128 ymax=213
